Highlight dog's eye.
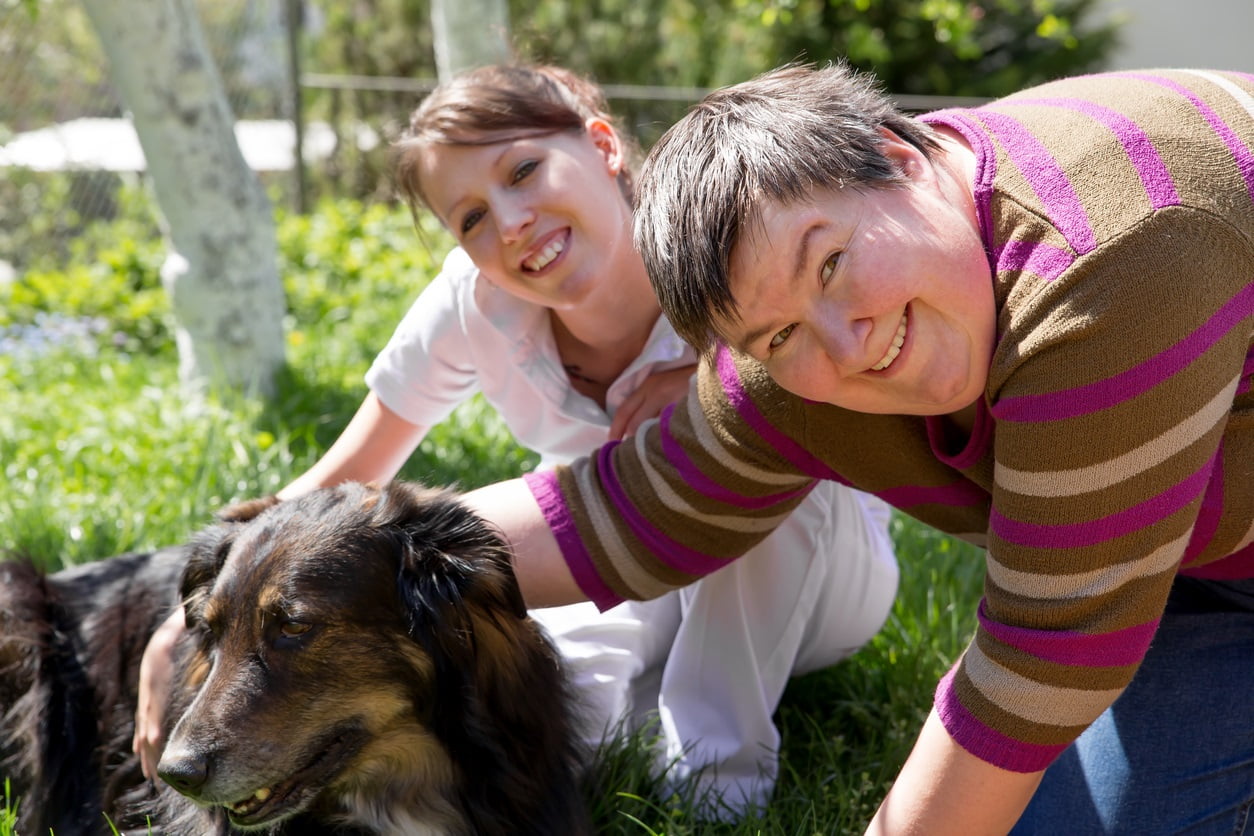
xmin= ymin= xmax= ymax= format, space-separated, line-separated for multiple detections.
xmin=278 ymin=620 xmax=312 ymax=639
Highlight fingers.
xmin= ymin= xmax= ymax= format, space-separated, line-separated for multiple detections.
xmin=134 ymin=609 xmax=185 ymax=780
xmin=217 ymin=493 xmax=280 ymax=522
xmin=607 ymin=397 xmax=639 ymax=441
xmin=608 ymin=366 xmax=696 ymax=441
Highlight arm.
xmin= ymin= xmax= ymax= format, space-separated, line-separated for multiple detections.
xmin=867 ymin=709 xmax=1043 ymax=835
xmin=278 ymin=391 xmax=428 ymax=500
xmin=462 ymin=478 xmax=583 ymax=609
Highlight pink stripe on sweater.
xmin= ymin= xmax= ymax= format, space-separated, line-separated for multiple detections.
xmin=995 ymin=239 xmax=1075 ymax=281
xmin=715 ymin=346 xmax=852 ymax=483
xmin=1180 ymin=542 xmax=1254 ymax=580
xmin=657 ymin=405 xmax=815 ymax=509
xmin=971 ymin=109 xmax=1097 ymax=254
xmin=1008 ymin=97 xmax=1181 ymax=209
xmin=991 ymin=451 xmax=1215 ymax=548
xmin=1120 ymin=72 xmax=1254 ymax=203
xmin=976 ymin=601 xmax=1159 ymax=667
xmin=1181 ymin=442 xmax=1225 ymax=566
xmin=595 ymin=442 xmax=737 ymax=578
xmin=525 ymin=470 xmax=622 ymax=611
xmin=993 ymin=283 xmax=1254 ymax=422
xmin=878 ymin=479 xmax=989 ymax=511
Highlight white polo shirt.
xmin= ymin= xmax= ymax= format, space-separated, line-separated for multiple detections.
xmin=366 ymin=247 xmax=694 ymax=467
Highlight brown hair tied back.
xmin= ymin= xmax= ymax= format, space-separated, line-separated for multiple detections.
xmin=393 ymin=64 xmax=638 ymax=220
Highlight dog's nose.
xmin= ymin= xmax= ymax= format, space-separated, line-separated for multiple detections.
xmin=157 ymin=748 xmax=210 ymax=796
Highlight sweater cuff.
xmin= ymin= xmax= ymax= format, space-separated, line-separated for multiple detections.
xmin=523 ymin=470 xmax=623 ymax=612
xmin=934 ymin=662 xmax=1071 ymax=774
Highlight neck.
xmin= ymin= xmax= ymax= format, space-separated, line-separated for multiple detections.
xmin=551 ymin=261 xmax=659 ymax=404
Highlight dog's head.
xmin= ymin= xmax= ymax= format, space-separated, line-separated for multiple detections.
xmin=157 ymin=481 xmax=580 ymax=834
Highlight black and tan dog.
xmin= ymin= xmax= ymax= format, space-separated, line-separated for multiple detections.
xmin=0 ymin=481 xmax=590 ymax=835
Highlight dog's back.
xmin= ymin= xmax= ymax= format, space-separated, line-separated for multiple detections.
xmin=0 ymin=548 xmax=186 ymax=835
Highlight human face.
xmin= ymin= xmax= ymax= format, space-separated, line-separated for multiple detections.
xmin=414 ymin=121 xmax=632 ymax=311
xmin=724 ymin=132 xmax=995 ymax=418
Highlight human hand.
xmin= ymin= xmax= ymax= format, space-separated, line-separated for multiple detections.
xmin=608 ymin=364 xmax=697 ymax=441
xmin=217 ymin=493 xmax=280 ymax=522
xmin=133 ymin=608 xmax=185 ymax=780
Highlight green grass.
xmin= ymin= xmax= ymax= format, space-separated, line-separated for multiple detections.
xmin=0 ymin=197 xmax=984 ymax=835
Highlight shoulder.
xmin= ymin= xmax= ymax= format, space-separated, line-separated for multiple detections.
xmin=434 ymin=247 xmax=482 ymax=294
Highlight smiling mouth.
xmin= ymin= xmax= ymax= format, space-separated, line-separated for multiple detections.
xmin=871 ymin=310 xmax=908 ymax=371
xmin=523 ymin=234 xmax=565 ymax=272
xmin=222 ymin=726 xmax=366 ymax=827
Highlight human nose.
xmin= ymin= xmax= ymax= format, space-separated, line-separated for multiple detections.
xmin=813 ymin=301 xmax=871 ymax=372
xmin=494 ymin=193 xmax=533 ymax=244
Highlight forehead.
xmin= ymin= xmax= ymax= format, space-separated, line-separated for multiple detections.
xmin=416 ymin=129 xmax=581 ymax=218
xmin=726 ymin=197 xmax=825 ymax=291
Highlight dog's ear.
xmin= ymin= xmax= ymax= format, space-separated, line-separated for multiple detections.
xmin=387 ymin=484 xmax=528 ymax=627
xmin=383 ymin=482 xmax=588 ymax=834
xmin=178 ymin=522 xmax=237 ymax=624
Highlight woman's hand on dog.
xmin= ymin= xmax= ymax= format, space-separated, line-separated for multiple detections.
xmin=134 ymin=608 xmax=185 ymax=779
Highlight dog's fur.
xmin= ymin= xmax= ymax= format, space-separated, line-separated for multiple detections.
xmin=0 ymin=482 xmax=590 ymax=835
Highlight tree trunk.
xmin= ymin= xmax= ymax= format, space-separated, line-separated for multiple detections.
xmin=80 ymin=0 xmax=286 ymax=395
xmin=430 ymin=0 xmax=513 ymax=82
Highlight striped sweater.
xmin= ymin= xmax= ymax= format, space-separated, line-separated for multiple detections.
xmin=525 ymin=69 xmax=1254 ymax=772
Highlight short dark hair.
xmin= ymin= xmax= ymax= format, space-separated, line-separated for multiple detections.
xmin=393 ymin=64 xmax=638 ymax=220
xmin=634 ymin=61 xmax=940 ymax=352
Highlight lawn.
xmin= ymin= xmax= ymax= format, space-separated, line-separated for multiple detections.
xmin=0 ymin=196 xmax=984 ymax=835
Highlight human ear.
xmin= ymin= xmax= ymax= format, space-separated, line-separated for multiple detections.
xmin=877 ymin=126 xmax=927 ymax=179
xmin=586 ymin=117 xmax=624 ymax=176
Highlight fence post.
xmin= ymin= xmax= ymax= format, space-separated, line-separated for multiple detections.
xmin=284 ymin=0 xmax=307 ymax=214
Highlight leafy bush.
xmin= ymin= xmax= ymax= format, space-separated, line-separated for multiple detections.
xmin=0 ymin=191 xmax=457 ymax=363
xmin=0 ymin=193 xmax=534 ymax=561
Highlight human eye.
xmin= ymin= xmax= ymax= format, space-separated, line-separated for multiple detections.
xmin=460 ymin=208 xmax=484 ymax=234
xmin=821 ymin=252 xmax=841 ymax=284
xmin=511 ymin=159 xmax=538 ymax=184
xmin=769 ymin=323 xmax=796 ymax=350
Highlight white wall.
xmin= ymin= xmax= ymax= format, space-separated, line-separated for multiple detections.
xmin=1099 ymin=0 xmax=1253 ymax=72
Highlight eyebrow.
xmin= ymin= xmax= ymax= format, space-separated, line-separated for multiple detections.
xmin=733 ymin=223 xmax=822 ymax=354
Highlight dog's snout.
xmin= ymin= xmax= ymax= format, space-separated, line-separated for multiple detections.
xmin=157 ymin=748 xmax=210 ymax=796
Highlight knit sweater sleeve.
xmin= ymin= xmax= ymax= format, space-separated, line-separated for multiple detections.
xmin=524 ymin=346 xmax=819 ymax=609
xmin=936 ymin=211 xmax=1254 ymax=772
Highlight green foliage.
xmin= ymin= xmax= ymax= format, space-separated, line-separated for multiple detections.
xmin=0 ymin=781 xmax=15 ymax=833
xmin=209 ymin=0 xmax=1124 ymax=198
xmin=277 ymin=197 xmax=450 ymax=370
xmin=0 ymin=170 xmax=152 ymax=273
xmin=511 ymin=0 xmax=1120 ymax=99
xmin=0 ymin=195 xmax=525 ymax=561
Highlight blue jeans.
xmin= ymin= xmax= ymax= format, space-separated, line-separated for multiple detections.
xmin=1011 ymin=576 xmax=1254 ymax=836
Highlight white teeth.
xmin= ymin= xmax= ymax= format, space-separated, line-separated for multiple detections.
xmin=870 ymin=312 xmax=908 ymax=371
xmin=524 ymin=238 xmax=564 ymax=271
xmin=254 ymin=787 xmax=272 ymax=801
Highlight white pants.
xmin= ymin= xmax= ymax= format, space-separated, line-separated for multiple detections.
xmin=529 ymin=482 xmax=899 ymax=816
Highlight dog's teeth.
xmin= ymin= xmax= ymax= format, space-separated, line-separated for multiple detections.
xmin=254 ymin=787 xmax=272 ymax=801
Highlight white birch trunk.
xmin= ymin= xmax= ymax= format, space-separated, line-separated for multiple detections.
xmin=431 ymin=0 xmax=513 ymax=81
xmin=80 ymin=0 xmax=286 ymax=394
